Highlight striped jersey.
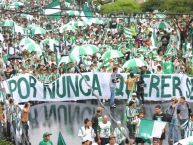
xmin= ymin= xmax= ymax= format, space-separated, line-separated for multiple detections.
xmin=114 ymin=127 xmax=127 ymax=144
xmin=125 ymin=106 xmax=138 ymax=123
xmin=181 ymin=120 xmax=193 ymax=138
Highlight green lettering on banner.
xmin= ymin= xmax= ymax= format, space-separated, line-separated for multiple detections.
xmin=92 ymin=74 xmax=102 ymax=96
xmin=116 ymin=74 xmax=124 ymax=96
xmin=149 ymin=75 xmax=160 ymax=97
xmin=143 ymin=75 xmax=150 ymax=97
xmin=29 ymin=76 xmax=37 ymax=98
xmin=190 ymin=78 xmax=193 ymax=100
xmin=67 ymin=76 xmax=79 ymax=97
xmin=161 ymin=75 xmax=171 ymax=98
xmin=79 ymin=75 xmax=91 ymax=96
xmin=8 ymin=79 xmax=16 ymax=96
xmin=56 ymin=76 xmax=66 ymax=98
xmin=186 ymin=78 xmax=191 ymax=99
xmin=44 ymin=83 xmax=55 ymax=99
xmin=172 ymin=76 xmax=182 ymax=96
xmin=18 ymin=77 xmax=30 ymax=99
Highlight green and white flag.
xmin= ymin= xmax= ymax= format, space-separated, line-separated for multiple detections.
xmin=66 ymin=10 xmax=80 ymax=16
xmin=81 ymin=2 xmax=93 ymax=25
xmin=124 ymin=28 xmax=133 ymax=39
xmin=45 ymin=0 xmax=61 ymax=19
xmin=57 ymin=132 xmax=67 ymax=145
xmin=151 ymin=28 xmax=158 ymax=48
xmin=137 ymin=119 xmax=167 ymax=140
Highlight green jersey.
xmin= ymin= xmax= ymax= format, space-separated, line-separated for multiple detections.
xmin=37 ymin=74 xmax=45 ymax=82
xmin=39 ymin=140 xmax=53 ymax=145
xmin=44 ymin=74 xmax=52 ymax=84
xmin=163 ymin=61 xmax=174 ymax=74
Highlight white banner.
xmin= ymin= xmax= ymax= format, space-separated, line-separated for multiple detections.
xmin=1 ymin=73 xmax=193 ymax=103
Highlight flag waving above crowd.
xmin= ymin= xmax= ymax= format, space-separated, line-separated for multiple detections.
xmin=44 ymin=0 xmax=61 ymax=19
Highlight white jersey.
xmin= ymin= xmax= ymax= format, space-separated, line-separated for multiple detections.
xmin=78 ymin=126 xmax=95 ymax=142
xmin=99 ymin=121 xmax=112 ymax=138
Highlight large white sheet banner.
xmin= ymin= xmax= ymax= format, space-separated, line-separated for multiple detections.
xmin=1 ymin=73 xmax=193 ymax=103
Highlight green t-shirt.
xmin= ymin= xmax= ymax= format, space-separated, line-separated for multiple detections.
xmin=163 ymin=61 xmax=174 ymax=74
xmin=44 ymin=74 xmax=52 ymax=84
xmin=3 ymin=54 xmax=8 ymax=63
xmin=39 ymin=140 xmax=53 ymax=145
xmin=63 ymin=65 xmax=69 ymax=73
xmin=98 ymin=116 xmax=102 ymax=124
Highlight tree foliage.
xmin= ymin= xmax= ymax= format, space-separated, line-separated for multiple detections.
xmin=141 ymin=0 xmax=193 ymax=13
xmin=141 ymin=0 xmax=163 ymax=12
xmin=0 ymin=140 xmax=14 ymax=145
xmin=100 ymin=0 xmax=141 ymax=14
xmin=160 ymin=0 xmax=193 ymax=14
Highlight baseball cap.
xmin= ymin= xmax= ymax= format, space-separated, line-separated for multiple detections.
xmin=43 ymin=132 xmax=52 ymax=138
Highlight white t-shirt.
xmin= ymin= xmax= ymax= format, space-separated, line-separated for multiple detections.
xmin=99 ymin=121 xmax=112 ymax=138
xmin=109 ymin=73 xmax=117 ymax=88
xmin=78 ymin=126 xmax=95 ymax=142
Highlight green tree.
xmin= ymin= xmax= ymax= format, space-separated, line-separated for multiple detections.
xmin=100 ymin=0 xmax=141 ymax=14
xmin=160 ymin=0 xmax=193 ymax=14
xmin=0 ymin=140 xmax=14 ymax=145
xmin=141 ymin=0 xmax=193 ymax=14
xmin=141 ymin=0 xmax=163 ymax=12
xmin=141 ymin=0 xmax=193 ymax=50
xmin=171 ymin=15 xmax=193 ymax=49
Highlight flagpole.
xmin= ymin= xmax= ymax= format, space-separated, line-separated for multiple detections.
xmin=54 ymin=44 xmax=59 ymax=76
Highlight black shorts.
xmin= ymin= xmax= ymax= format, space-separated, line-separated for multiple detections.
xmin=135 ymin=137 xmax=145 ymax=143
xmin=160 ymin=133 xmax=165 ymax=140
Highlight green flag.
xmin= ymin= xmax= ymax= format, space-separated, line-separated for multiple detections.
xmin=45 ymin=0 xmax=61 ymax=20
xmin=81 ymin=2 xmax=93 ymax=24
xmin=83 ymin=3 xmax=93 ymax=17
xmin=57 ymin=132 xmax=66 ymax=145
